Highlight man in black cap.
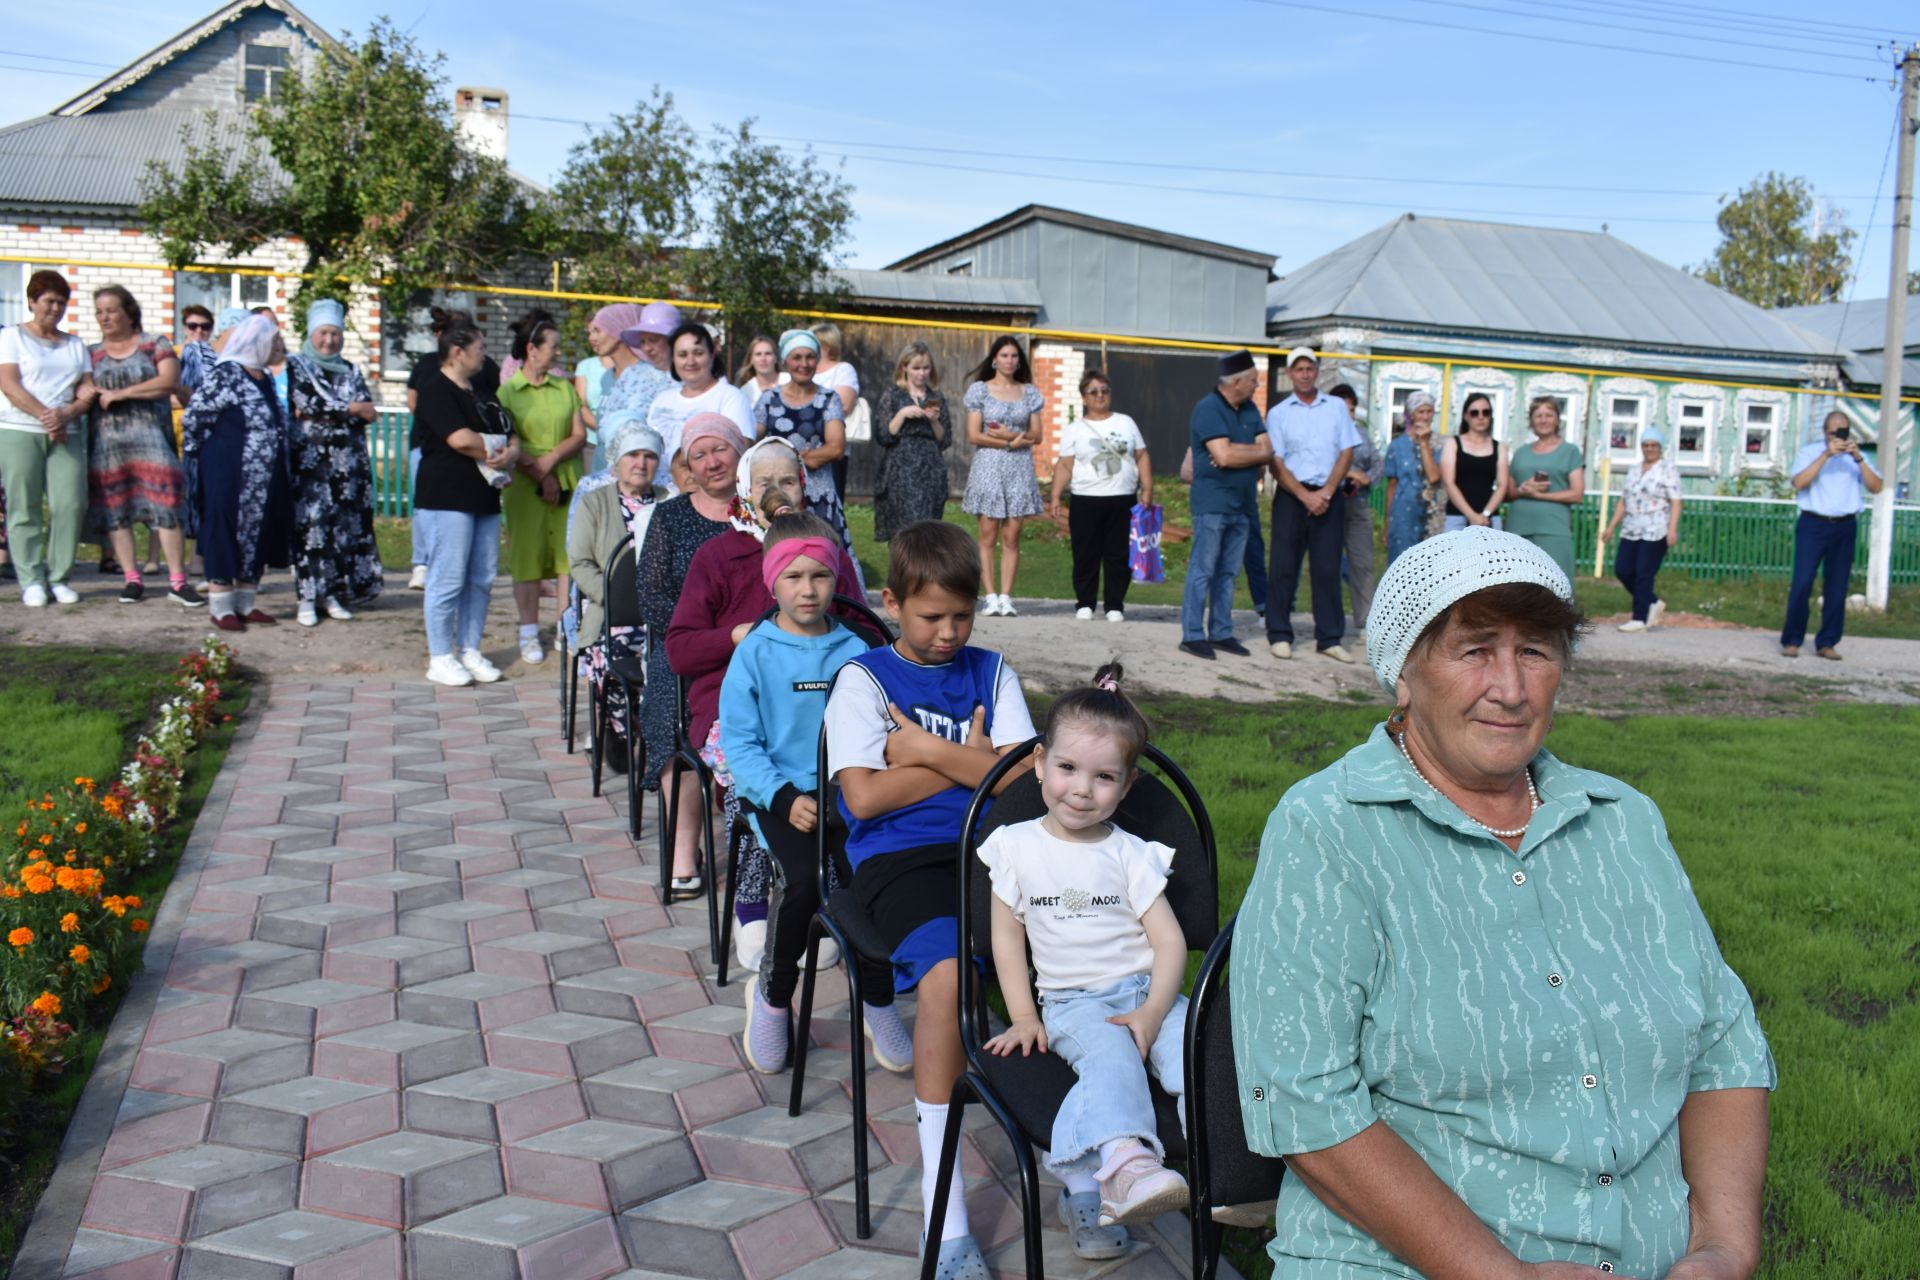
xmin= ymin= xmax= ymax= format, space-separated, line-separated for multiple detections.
xmin=1181 ymin=350 xmax=1273 ymax=659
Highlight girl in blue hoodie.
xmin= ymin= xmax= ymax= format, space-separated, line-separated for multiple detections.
xmin=719 ymin=511 xmax=911 ymax=1075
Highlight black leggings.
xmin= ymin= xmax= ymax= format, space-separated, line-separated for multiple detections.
xmin=750 ymin=800 xmax=896 ymax=1009
xmin=1068 ymin=491 xmax=1136 ymax=612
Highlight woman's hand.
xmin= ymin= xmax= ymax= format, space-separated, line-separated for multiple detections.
xmin=984 ymin=1015 xmax=1047 ymax=1057
xmin=34 ymin=403 xmax=64 ymax=431
xmin=96 ymin=389 xmax=117 ymax=412
xmin=730 ymin=622 xmax=753 ymax=646
xmin=1519 ymin=476 xmax=1549 ymax=498
xmin=1597 ymin=523 xmax=1615 ymax=545
xmin=538 ymin=474 xmax=561 ymax=505
xmin=1467 ymin=511 xmax=1491 ymax=527
xmin=1049 ymin=496 xmax=1064 ymax=520
xmin=1661 ymin=1245 xmax=1752 ymax=1280
xmin=486 ymin=439 xmax=522 ymax=470
xmin=1666 ymin=530 xmax=1681 ymax=550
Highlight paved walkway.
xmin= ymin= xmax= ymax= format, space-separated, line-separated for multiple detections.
xmin=18 ymin=677 xmax=1204 ymax=1280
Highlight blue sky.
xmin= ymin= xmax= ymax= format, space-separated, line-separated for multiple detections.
xmin=6 ymin=0 xmax=1917 ymax=301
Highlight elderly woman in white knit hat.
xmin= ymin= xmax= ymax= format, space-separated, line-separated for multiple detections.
xmin=1230 ymin=526 xmax=1775 ymax=1280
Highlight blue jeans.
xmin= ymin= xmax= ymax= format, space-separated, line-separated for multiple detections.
xmin=1041 ymin=974 xmax=1188 ymax=1174
xmin=1781 ymin=513 xmax=1856 ymax=651
xmin=409 ymin=448 xmax=433 ymax=568
xmin=416 ymin=509 xmax=498 ymax=656
xmin=1181 ymin=511 xmax=1248 ymax=643
xmin=1613 ymin=537 xmax=1668 ymax=623
xmin=1242 ymin=513 xmax=1268 ymax=614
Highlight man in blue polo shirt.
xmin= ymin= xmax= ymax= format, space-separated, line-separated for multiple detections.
xmin=1265 ymin=347 xmax=1362 ymax=663
xmin=1182 ymin=350 xmax=1273 ymax=660
xmin=1780 ymin=409 xmax=1882 ymax=660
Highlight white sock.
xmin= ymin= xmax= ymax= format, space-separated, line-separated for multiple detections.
xmin=234 ymin=587 xmax=256 ymax=616
xmin=209 ymin=590 xmax=236 ymax=619
xmin=1095 ymin=1137 xmax=1146 ymax=1181
xmin=519 ymin=623 xmax=539 ymax=643
xmin=916 ymin=1098 xmax=971 ymax=1242
xmin=1057 ymin=1163 xmax=1098 ymax=1196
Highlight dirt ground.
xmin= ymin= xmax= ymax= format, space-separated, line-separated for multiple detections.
xmin=5 ymin=569 xmax=1918 ymax=718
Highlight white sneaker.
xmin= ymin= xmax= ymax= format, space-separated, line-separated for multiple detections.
xmin=520 ymin=637 xmax=546 ymax=665
xmin=1000 ymin=595 xmax=1018 ymax=617
xmin=426 ymin=655 xmax=474 ymax=686
xmin=980 ymin=594 xmax=1002 ymax=617
xmin=1269 ymin=640 xmax=1292 ymax=659
xmin=50 ymin=583 xmax=79 ymax=605
xmin=1617 ymin=619 xmax=1647 ymax=633
xmin=460 ymin=648 xmax=504 ymax=682
xmin=1106 ymin=610 xmax=1125 ymax=623
xmin=735 ymin=919 xmax=768 ymax=973
xmin=21 ymin=584 xmax=47 ymax=607
xmin=297 ymin=601 xmax=320 ymax=627
xmin=1320 ymin=644 xmax=1355 ymax=664
xmin=1647 ymin=600 xmax=1667 ymax=630
xmin=1075 ymin=606 xmax=1094 ymax=622
xmin=408 ymin=565 xmax=428 ymax=591
xmin=324 ymin=596 xmax=353 ymax=621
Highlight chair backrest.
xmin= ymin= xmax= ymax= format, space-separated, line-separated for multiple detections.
xmin=830 ymin=592 xmax=894 ymax=646
xmin=814 ymin=620 xmax=897 ymax=890
xmin=602 ymin=534 xmax=640 ymax=633
xmin=1186 ymin=916 xmax=1288 ymax=1218
xmin=956 ymin=738 xmax=1221 ymax=1051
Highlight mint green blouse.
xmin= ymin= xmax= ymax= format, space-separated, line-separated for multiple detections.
xmin=1231 ymin=725 xmax=1775 ymax=1278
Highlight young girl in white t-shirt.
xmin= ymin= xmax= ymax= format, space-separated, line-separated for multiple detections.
xmin=978 ymin=663 xmax=1190 ymax=1245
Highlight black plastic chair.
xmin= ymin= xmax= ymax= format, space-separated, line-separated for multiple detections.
xmin=657 ymin=674 xmax=723 ymax=959
xmin=921 ymin=737 xmax=1221 ymax=1280
xmin=585 ymin=535 xmax=644 ymax=839
xmin=715 ymin=594 xmax=893 ymax=988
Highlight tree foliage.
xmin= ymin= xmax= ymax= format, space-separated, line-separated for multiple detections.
xmin=138 ymin=19 xmax=535 ymax=331
xmin=541 ymin=88 xmax=698 ymax=302
xmin=1694 ymin=172 xmax=1857 ymax=310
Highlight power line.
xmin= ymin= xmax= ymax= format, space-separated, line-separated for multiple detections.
xmin=0 ymin=62 xmax=96 ymax=78
xmin=1510 ymin=0 xmax=1902 ymax=52
xmin=1237 ymin=0 xmax=1891 ymax=81
xmin=1825 ymin=110 xmax=1902 ymax=363
xmin=1394 ymin=0 xmax=1889 ymax=63
xmin=1517 ymin=0 xmax=1904 ymax=41
xmin=0 ymin=48 xmax=120 ymax=68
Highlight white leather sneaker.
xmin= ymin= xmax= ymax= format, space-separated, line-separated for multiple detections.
xmin=324 ymin=596 xmax=353 ymax=620
xmin=408 ymin=565 xmax=428 ymax=590
xmin=50 ymin=583 xmax=80 ymax=605
xmin=1269 ymin=640 xmax=1292 ymax=659
xmin=21 ymin=584 xmax=47 ymax=607
xmin=459 ymin=648 xmax=504 ymax=682
xmin=426 ymin=655 xmax=474 ymax=686
xmin=297 ymin=601 xmax=320 ymax=627
xmin=1075 ymin=607 xmax=1094 ymax=621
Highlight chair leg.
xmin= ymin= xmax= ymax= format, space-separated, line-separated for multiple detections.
xmin=588 ymin=688 xmax=605 ymax=799
xmin=846 ymin=949 xmax=871 ymax=1240
xmin=564 ymin=652 xmax=580 ymax=753
xmin=968 ymin=1080 xmax=1045 ymax=1279
xmin=788 ymin=919 xmax=821 ymax=1119
xmin=920 ymin=1078 xmax=973 ymax=1280
xmin=701 ymin=775 xmax=721 ymax=959
xmin=659 ymin=768 xmax=681 ymax=894
xmin=716 ymin=830 xmax=740 ymax=986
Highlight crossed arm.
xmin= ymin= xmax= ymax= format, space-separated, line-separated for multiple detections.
xmin=836 ymin=703 xmax=1033 ymax=819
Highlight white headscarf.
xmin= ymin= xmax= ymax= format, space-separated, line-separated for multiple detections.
xmin=217 ymin=314 xmax=279 ymax=371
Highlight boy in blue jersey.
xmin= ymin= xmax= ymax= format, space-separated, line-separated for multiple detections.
xmin=823 ymin=519 xmax=1036 ymax=1278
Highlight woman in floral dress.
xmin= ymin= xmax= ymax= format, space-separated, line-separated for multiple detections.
xmin=287 ymin=299 xmax=383 ymax=626
xmin=961 ymin=334 xmax=1045 ymax=615
xmin=871 ymin=340 xmax=951 ymax=541
xmin=1381 ymin=390 xmax=1446 ymax=566
xmin=753 ymin=331 xmax=858 ymax=579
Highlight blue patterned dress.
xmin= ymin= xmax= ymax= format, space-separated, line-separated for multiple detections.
xmin=1381 ymin=433 xmax=1443 ymax=566
xmin=182 ymin=361 xmax=293 ymax=581
xmin=288 ymin=355 xmax=384 ymax=605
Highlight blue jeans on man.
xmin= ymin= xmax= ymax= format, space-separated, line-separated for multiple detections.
xmin=1267 ymin=489 xmax=1348 ymax=650
xmin=1780 ymin=513 xmax=1856 ymax=652
xmin=1182 ymin=512 xmax=1249 ymax=644
xmin=416 ymin=510 xmax=499 ymax=656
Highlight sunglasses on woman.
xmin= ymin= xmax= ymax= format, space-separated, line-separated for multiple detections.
xmin=184 ymin=321 xmax=211 ymax=333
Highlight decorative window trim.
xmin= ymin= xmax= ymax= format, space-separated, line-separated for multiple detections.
xmin=1734 ymin=389 xmax=1789 ymax=472
xmin=1599 ymin=377 xmax=1658 ymax=461
xmin=1666 ymin=383 xmax=1724 ymax=473
xmin=1375 ymin=362 xmax=1441 ymax=438
xmin=1523 ymin=372 xmax=1590 ymax=448
xmin=0 ymin=260 xmax=32 ymax=329
xmin=1451 ymin=367 xmax=1517 ymax=439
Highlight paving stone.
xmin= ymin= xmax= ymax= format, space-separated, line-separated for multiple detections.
xmin=139 ymin=1028 xmax=311 ymax=1096
xmin=408 ymin=1195 xmax=626 ymax=1280
xmin=553 ymin=966 xmax=683 ymax=1021
xmin=304 ymin=1131 xmax=504 ymax=1227
xmin=117 ymin=1087 xmax=203 ymax=1125
xmin=473 ymin=930 xmax=616 ymax=983
xmin=611 ymin=1219 xmax=742 ymax=1280
xmin=332 ymin=869 xmax=462 ymax=912
xmin=141 ymin=988 xmax=238 ymax=1047
xmin=581 ymin=1058 xmax=729 ymax=1127
xmin=211 ymin=825 xmax=337 ymax=856
xmin=255 ymin=900 xmax=394 ymax=951
xmin=398 ymin=899 xmax=525 ymax=944
xmin=326 ymin=934 xmax=471 ymax=988
xmin=485 ymin=1012 xmax=651 ymax=1078
xmin=235 ymin=978 xmax=394 ymax=1037
xmin=212 ymin=1075 xmax=397 ymax=1158
xmin=504 ymin=1119 xmax=682 ymax=1210
xmin=100 ymin=1102 xmax=213 ymax=1170
xmin=520 ymin=842 xmax=637 ymax=877
xmin=168 ymin=940 xmax=322 ymax=996
xmin=405 ymin=1067 xmax=585 ymax=1143
xmin=983 ymin=1226 xmax=1154 ymax=1279
xmin=467 ymin=868 xmax=590 ymax=910
xmin=313 ymin=1020 xmax=486 ymax=1089
xmin=773 ymin=1248 xmax=923 ymax=1280
xmin=265 ymin=844 xmax=394 ymax=883
xmin=61 ymin=1228 xmax=177 ymax=1280
xmin=396 ymin=841 xmax=522 ymax=880
xmin=87 ymin=1144 xmax=296 ymax=1240
xmin=623 ymin=1176 xmax=805 ymax=1230
xmin=398 ymin=972 xmax=554 ymax=1031
xmin=819 ymin=1164 xmax=1019 ymax=1257
xmin=535 ymin=898 xmax=665 ymax=941
xmin=183 ymin=1209 xmax=395 ymax=1278
xmin=588 ymin=866 xmax=663 ymax=905
xmin=334 ymin=820 xmax=451 ymax=854
xmin=729 ymin=1201 xmax=839 ymax=1280
xmin=695 ymin=1105 xmax=852 ymax=1151
xmin=192 ymin=874 xmax=328 ymax=916
xmin=651 ymin=1002 xmax=748 ymax=1037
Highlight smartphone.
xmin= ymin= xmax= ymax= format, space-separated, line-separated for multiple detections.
xmin=1834 ymin=425 xmax=1851 ymax=441
xmin=1531 ymin=470 xmax=1550 ymax=485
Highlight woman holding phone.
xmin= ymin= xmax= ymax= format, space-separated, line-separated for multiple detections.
xmin=1439 ymin=393 xmax=1509 ymax=534
xmin=1504 ymin=396 xmax=1585 ymax=581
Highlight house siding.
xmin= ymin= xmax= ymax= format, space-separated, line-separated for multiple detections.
xmin=87 ymin=8 xmax=323 ymax=115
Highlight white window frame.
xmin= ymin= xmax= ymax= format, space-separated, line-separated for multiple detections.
xmin=945 ymin=258 xmax=974 ymax=277
xmin=1450 ymin=367 xmax=1517 ymax=444
xmin=1523 ymin=374 xmax=1589 ymax=448
xmin=1600 ymin=378 xmax=1658 ymax=463
xmin=381 ymin=289 xmax=477 ymax=382
xmin=243 ymin=42 xmax=291 ymax=103
xmin=1382 ymin=381 xmax=1438 ymax=436
xmin=173 ymin=271 xmax=270 ymax=342
xmin=0 ymin=260 xmax=32 ymax=329
xmin=1735 ymin=394 xmax=1787 ymax=471
xmin=1667 ymin=385 xmax=1722 ymax=473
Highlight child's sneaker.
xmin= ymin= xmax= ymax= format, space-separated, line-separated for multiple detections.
xmin=741 ymin=976 xmax=790 ymax=1074
xmin=1097 ymin=1147 xmax=1189 ymax=1226
xmin=1057 ymin=1189 xmax=1128 ymax=1260
xmin=734 ymin=919 xmax=767 ymax=973
xmin=920 ymin=1233 xmax=990 ymax=1280
xmin=863 ymin=1001 xmax=913 ymax=1073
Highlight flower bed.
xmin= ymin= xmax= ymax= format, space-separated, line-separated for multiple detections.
xmin=0 ymin=638 xmax=237 ymax=1086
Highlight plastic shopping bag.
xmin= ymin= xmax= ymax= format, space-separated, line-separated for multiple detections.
xmin=1129 ymin=503 xmax=1165 ymax=583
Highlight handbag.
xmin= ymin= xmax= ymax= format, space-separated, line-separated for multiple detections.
xmin=1129 ymin=503 xmax=1166 ymax=583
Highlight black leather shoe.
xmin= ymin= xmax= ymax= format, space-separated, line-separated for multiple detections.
xmin=1178 ymin=640 xmax=1216 ymax=660
xmin=1213 ymin=638 xmax=1252 ymax=657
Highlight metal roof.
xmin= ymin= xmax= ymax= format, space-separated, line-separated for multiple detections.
xmin=1775 ymin=296 xmax=1920 ymax=355
xmin=0 ymin=109 xmax=277 ymax=215
xmin=887 ymin=204 xmax=1275 ymax=273
xmin=825 ymin=268 xmax=1041 ymax=312
xmin=1266 ymin=214 xmax=1828 ymax=358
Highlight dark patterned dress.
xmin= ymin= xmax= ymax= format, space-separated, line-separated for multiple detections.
xmin=288 ymin=356 xmax=384 ymax=605
xmin=752 ymin=386 xmax=851 ymax=547
xmin=86 ymin=335 xmax=186 ymax=535
xmin=182 ymin=361 xmax=293 ymax=582
xmin=636 ymin=495 xmax=729 ymax=789
xmin=871 ymin=387 xmax=952 ymax=541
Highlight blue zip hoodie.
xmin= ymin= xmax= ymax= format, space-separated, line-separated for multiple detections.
xmin=718 ymin=616 xmax=871 ymax=821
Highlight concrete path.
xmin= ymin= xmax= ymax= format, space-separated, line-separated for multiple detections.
xmin=16 ymin=677 xmax=1205 ymax=1280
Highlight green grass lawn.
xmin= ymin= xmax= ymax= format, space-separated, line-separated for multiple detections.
xmin=1133 ymin=697 xmax=1918 ymax=1279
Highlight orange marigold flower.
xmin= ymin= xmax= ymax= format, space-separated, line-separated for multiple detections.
xmin=30 ymin=992 xmax=60 ymax=1017
xmin=101 ymin=796 xmax=124 ymax=818
xmin=74 ymin=822 xmax=87 ymax=834
xmin=55 ymin=867 xmax=82 ymax=891
xmin=92 ymin=975 xmax=110 ymax=994
xmin=74 ymin=777 xmax=93 ymax=788
xmin=102 ymin=897 xmax=127 ymax=918
xmin=8 ymin=928 xmax=34 ymax=949
xmin=13 ymin=823 xmax=25 ymax=837
xmin=69 ymin=944 xmax=90 ymax=964
xmin=80 ymin=869 xmax=104 ymax=893
xmin=123 ymin=896 xmax=141 ymax=909
xmin=59 ymin=913 xmax=79 ymax=933
xmin=39 ymin=801 xmax=54 ymax=812
xmin=23 ymin=875 xmax=53 ymax=895
xmin=38 ymin=834 xmax=53 ymax=846
xmin=0 ymin=887 xmax=18 ymax=899
xmin=130 ymin=919 xmax=149 ymax=934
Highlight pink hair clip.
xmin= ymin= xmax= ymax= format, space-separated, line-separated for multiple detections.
xmin=1095 ymin=673 xmax=1120 ymax=693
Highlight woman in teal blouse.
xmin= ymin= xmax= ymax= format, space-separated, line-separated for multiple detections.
xmin=1232 ymin=526 xmax=1773 ymax=1280
xmin=1503 ymin=396 xmax=1586 ymax=582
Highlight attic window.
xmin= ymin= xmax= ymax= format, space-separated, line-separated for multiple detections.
xmin=244 ymin=44 xmax=289 ymax=102
xmin=946 ymin=259 xmax=974 ymax=277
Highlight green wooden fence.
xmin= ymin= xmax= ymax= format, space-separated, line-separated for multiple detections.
xmin=372 ymin=411 xmax=1915 ymax=585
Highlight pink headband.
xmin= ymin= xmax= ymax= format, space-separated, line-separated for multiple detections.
xmin=761 ymin=538 xmax=842 ymax=593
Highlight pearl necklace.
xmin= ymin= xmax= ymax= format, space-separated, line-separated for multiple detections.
xmin=1393 ymin=731 xmax=1538 ymax=838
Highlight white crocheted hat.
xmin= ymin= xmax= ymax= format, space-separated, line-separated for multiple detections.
xmin=1366 ymin=527 xmax=1574 ymax=692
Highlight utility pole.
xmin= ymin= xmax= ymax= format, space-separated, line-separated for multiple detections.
xmin=1867 ymin=44 xmax=1918 ymax=611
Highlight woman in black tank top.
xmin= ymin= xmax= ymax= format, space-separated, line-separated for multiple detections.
xmin=1442 ymin=393 xmax=1511 ymax=528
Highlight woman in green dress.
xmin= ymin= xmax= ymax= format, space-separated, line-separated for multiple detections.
xmin=497 ymin=313 xmax=587 ymax=666
xmin=1503 ymin=396 xmax=1586 ymax=581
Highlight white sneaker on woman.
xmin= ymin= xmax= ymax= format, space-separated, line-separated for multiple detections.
xmin=1647 ymin=600 xmax=1667 ymax=629
xmin=999 ymin=595 xmax=1018 ymax=617
xmin=21 ymin=584 xmax=47 ymax=607
xmin=979 ymin=594 xmax=1002 ymax=617
xmin=50 ymin=583 xmax=79 ymax=605
xmin=1106 ymin=610 xmax=1125 ymax=623
xmin=1616 ymin=619 xmax=1647 ymax=633
xmin=297 ymin=601 xmax=319 ymax=627
xmin=1074 ymin=606 xmax=1094 ymax=621
xmin=324 ymin=596 xmax=353 ymax=620
xmin=459 ymin=648 xmax=504 ymax=682
xmin=408 ymin=565 xmax=428 ymax=590
xmin=520 ymin=637 xmax=546 ymax=665
xmin=426 ymin=655 xmax=474 ymax=686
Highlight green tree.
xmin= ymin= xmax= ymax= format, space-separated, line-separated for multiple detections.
xmin=541 ymin=88 xmax=698 ymax=304
xmin=138 ymin=19 xmax=535 ymax=332
xmin=1694 ymin=172 xmax=1856 ymax=309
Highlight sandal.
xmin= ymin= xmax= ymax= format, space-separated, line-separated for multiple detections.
xmin=669 ymin=874 xmax=704 ymax=901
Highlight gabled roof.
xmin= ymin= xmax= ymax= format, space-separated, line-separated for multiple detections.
xmin=886 ymin=204 xmax=1274 ymax=273
xmin=826 ymin=268 xmax=1041 ymax=313
xmin=51 ymin=0 xmax=338 ymax=117
xmin=1266 ymin=214 xmax=1828 ymax=359
xmin=0 ymin=109 xmax=278 ymax=215
xmin=1775 ymin=296 xmax=1920 ymax=356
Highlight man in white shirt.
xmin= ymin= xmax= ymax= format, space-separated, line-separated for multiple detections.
xmin=1263 ymin=348 xmax=1362 ymax=663
xmin=1779 ymin=410 xmax=1882 ymax=659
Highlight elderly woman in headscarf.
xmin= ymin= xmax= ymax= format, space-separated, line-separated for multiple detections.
xmin=181 ymin=313 xmax=294 ymax=630
xmin=1232 ymin=526 xmax=1774 ymax=1280
xmin=567 ymin=412 xmax=666 ymax=773
xmin=638 ymin=411 xmax=751 ymax=898
xmin=286 ymin=298 xmax=382 ymax=627
xmin=590 ymin=301 xmax=681 ymax=472
xmin=1381 ymin=389 xmax=1445 ymax=565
